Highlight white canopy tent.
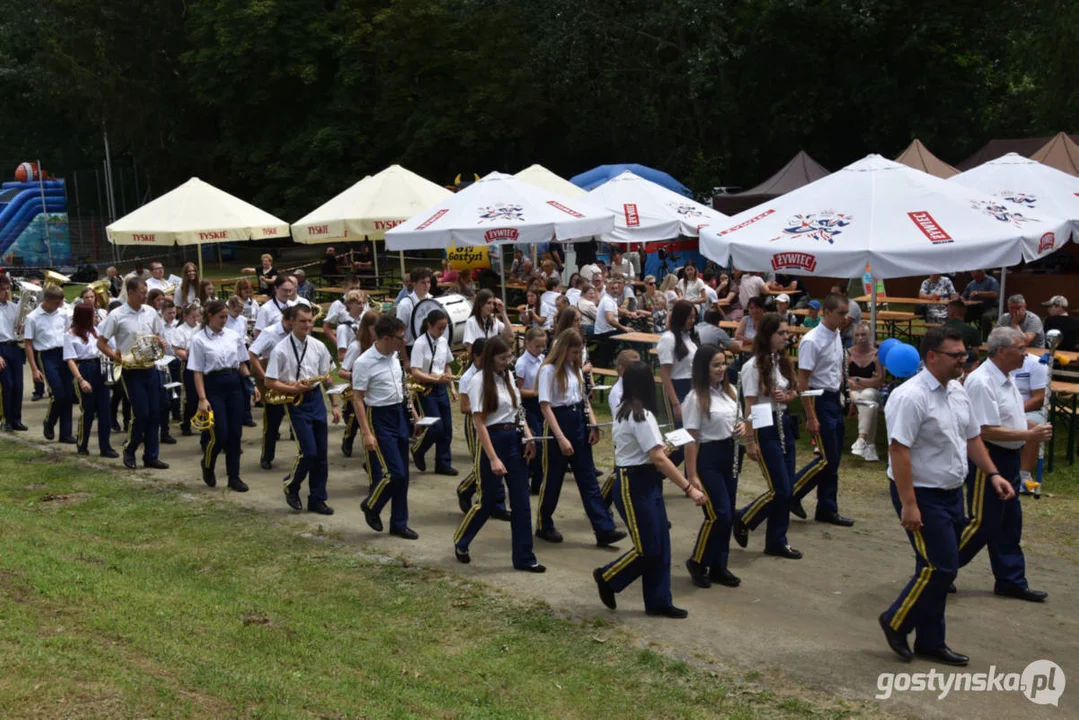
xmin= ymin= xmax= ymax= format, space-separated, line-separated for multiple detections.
xmin=107 ymin=177 xmax=290 ymax=277
xmin=584 ymin=170 xmax=727 ymax=243
xmin=514 ymin=164 xmax=586 ymax=197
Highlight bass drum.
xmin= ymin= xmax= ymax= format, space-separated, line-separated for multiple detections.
xmin=411 ymin=294 xmax=473 ymax=347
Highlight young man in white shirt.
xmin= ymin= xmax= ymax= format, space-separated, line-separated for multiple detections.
xmin=0 ymin=274 xmax=28 ymax=430
xmin=396 ymin=267 xmax=433 ymax=350
xmin=1012 ymin=351 xmax=1049 ymax=492
xmin=25 ymin=286 xmax=74 ymax=442
xmin=593 ymin=277 xmax=633 ymax=367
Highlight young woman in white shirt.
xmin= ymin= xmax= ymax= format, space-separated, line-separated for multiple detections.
xmin=536 ymin=328 xmax=624 ymax=546
xmin=337 ymin=309 xmax=379 ymax=459
xmin=173 ymin=303 xmax=202 ymax=436
xmin=733 ymin=313 xmax=803 ymax=560
xmin=515 ymin=327 xmax=548 ymax=495
xmin=175 ymin=262 xmax=200 ymax=308
xmin=463 ymin=289 xmax=513 ymax=358
xmin=410 ymin=309 xmax=458 ymax=475
xmin=64 ymin=304 xmax=117 ymax=458
xmin=677 ymin=262 xmax=707 ymax=306
xmin=455 ymin=338 xmax=508 ymax=518
xmin=454 ymin=335 xmax=545 ymax=572
xmin=600 ymin=349 xmax=640 ymax=507
xmin=683 ymin=344 xmax=746 ymax=589
xmin=521 ymin=289 xmax=547 ymax=329
xmin=658 ymin=300 xmax=698 ymax=467
xmin=593 ymin=361 xmax=706 ymax=617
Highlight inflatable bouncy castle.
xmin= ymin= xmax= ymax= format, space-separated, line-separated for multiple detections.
xmin=0 ymin=163 xmax=71 ymax=266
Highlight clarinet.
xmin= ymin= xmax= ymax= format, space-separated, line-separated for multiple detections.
xmin=511 ymin=371 xmax=528 ymax=440
xmin=733 ymin=388 xmax=745 ymax=478
xmin=774 ymin=353 xmax=787 ymax=454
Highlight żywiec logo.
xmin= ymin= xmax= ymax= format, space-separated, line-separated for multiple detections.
xmin=546 ymin=200 xmax=583 ymax=218
xmin=416 ymin=208 xmax=448 ymax=230
xmin=876 ymin=659 xmax=1065 ymax=706
xmin=1038 ymin=232 xmax=1056 ymax=253
xmin=720 ymin=209 xmax=775 ymax=235
xmin=484 ymin=228 xmax=519 ymax=244
xmin=907 ymin=211 xmax=953 ymax=244
xmin=781 ymin=211 xmax=852 ymax=244
xmin=623 ymin=204 xmax=641 ymax=227
xmin=771 ymin=252 xmax=817 ymax=273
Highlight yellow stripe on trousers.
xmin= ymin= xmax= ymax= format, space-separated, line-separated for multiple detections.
xmin=457 ymin=414 xmax=478 ymax=497
xmin=365 ymin=407 xmax=393 ymax=506
xmin=121 ymin=373 xmax=134 ymax=451
xmin=603 ymin=469 xmax=643 ymax=581
xmin=740 ymin=429 xmax=776 ymax=526
xmin=535 ymin=420 xmax=552 ymax=528
xmin=691 ymin=483 xmax=717 ymax=564
xmin=38 ymin=351 xmax=56 ymax=430
xmin=958 ymin=469 xmax=986 ymax=550
xmin=203 ymin=413 xmax=217 ymax=472
xmin=285 ymin=406 xmax=304 ymax=488
xmin=453 ymin=433 xmax=485 ymax=544
xmin=889 ymin=529 xmax=936 ymax=631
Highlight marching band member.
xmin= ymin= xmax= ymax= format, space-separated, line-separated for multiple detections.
xmin=334 ymin=291 xmax=367 ymax=363
xmin=355 ymin=315 xmax=417 ymax=538
xmin=97 ymin=277 xmax=170 ymax=470
xmin=410 ymin=308 xmax=458 ymax=475
xmin=78 ymin=286 xmax=108 ymax=324
xmin=733 ymin=313 xmax=802 ymax=559
xmin=225 ymin=295 xmax=248 ymax=338
xmin=658 ymin=300 xmax=699 ymax=466
xmin=0 ymin=274 xmax=27 ymax=431
xmin=455 ymin=339 xmax=509 ymax=517
xmin=189 ymin=299 xmax=256 ymax=492
xmin=791 ymin=293 xmax=855 ymax=526
xmin=253 ymin=275 xmax=296 ymax=337
xmin=158 ymin=300 xmax=180 ymax=439
xmin=515 ymin=327 xmax=547 ymax=494
xmin=454 ymin=335 xmax=545 ymax=571
xmin=264 ymin=303 xmax=339 ymax=514
xmin=228 ymin=293 xmax=257 ymax=430
xmin=248 ymin=306 xmax=296 ymax=470
xmin=199 ymin=279 xmax=217 ymax=304
xmin=600 ymin=349 xmax=642 ymax=507
xmin=234 ymin=279 xmax=259 ymax=322
xmin=64 ymin=304 xmax=117 ymax=457
xmin=683 ymin=344 xmax=745 ymax=588
xmin=397 ymin=267 xmax=432 ymax=352
xmin=338 ymin=309 xmax=379 ymax=458
xmin=593 ymin=360 xmax=706 ymax=617
xmin=535 ymin=328 xmax=624 ymax=546
xmin=463 ymin=289 xmax=513 ymax=358
xmin=173 ymin=303 xmax=202 ymax=436
xmin=25 ymin=285 xmax=74 ymax=443
xmin=324 ymin=276 xmax=362 ymax=347
xmin=175 ymin=262 xmax=200 ymax=307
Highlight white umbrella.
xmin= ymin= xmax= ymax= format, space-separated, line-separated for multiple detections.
xmin=107 ymin=177 xmax=289 ymax=276
xmin=585 ymin=170 xmax=727 ymax=243
xmin=700 ymin=154 xmax=1072 ymax=280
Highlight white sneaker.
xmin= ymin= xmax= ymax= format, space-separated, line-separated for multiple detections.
xmin=851 ymin=438 xmax=867 ymax=456
xmin=862 ymin=446 xmax=880 ymax=462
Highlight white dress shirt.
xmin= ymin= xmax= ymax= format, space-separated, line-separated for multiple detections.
xmin=248 ymin=322 xmax=288 ymax=361
xmin=336 ymin=315 xmax=363 ymax=353
xmin=613 ymin=409 xmax=664 ymax=466
xmin=242 ymin=297 xmax=259 ymax=321
xmin=739 ymin=355 xmax=791 ymax=409
xmin=594 ymin=295 xmax=620 ymax=334
xmin=514 ymin=351 xmax=544 ymax=393
xmin=682 ymin=388 xmax=738 ymax=442
xmin=225 ymin=313 xmax=248 ymax=341
xmin=468 ymin=373 xmax=521 ymax=426
xmin=608 ymin=377 xmax=624 ymax=416
xmin=255 ymin=297 xmax=292 ymax=332
xmin=99 ymin=303 xmax=166 ymax=356
xmin=565 ymin=288 xmax=582 ymax=307
xmin=798 ymin=322 xmax=843 ymax=391
xmin=965 ymin=359 xmax=1028 ymax=450
xmin=463 ymin=316 xmax=505 ymax=345
xmin=63 ymin=332 xmax=101 ymax=361
xmin=1013 ymin=353 xmax=1048 ymax=407
xmin=351 ymin=345 xmax=403 ymax=407
xmin=174 ymin=284 xmax=198 ymax=308
xmin=459 ymin=364 xmax=480 ymax=397
xmin=538 ymin=364 xmax=583 ymax=406
xmin=326 ymin=298 xmax=350 ymax=326
xmin=0 ymin=298 xmax=20 ymax=341
xmin=170 ymin=322 xmax=199 ymax=352
xmin=411 ymin=332 xmax=453 ymax=375
xmin=24 ymin=307 xmax=69 ymax=350
xmin=266 ymin=333 xmax=332 ymax=384
xmin=885 ymin=369 xmax=980 ymax=489
xmin=396 ymin=291 xmax=425 ymax=345
xmin=657 ymin=331 xmax=696 ymax=379
xmin=187 ymin=327 xmax=247 ymax=373
xmin=145 ymin=276 xmax=170 ymax=293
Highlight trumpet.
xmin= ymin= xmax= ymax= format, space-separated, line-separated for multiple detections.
xmin=263 ymin=373 xmax=333 ymax=406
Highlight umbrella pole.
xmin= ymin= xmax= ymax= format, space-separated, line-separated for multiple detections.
xmin=870 ymin=282 xmax=877 ymax=345
xmin=198 ymin=242 xmax=204 ymax=280
xmin=998 ymin=266 xmax=1007 ymax=317
xmin=372 ymin=240 xmax=380 ymax=281
xmin=399 ymin=251 xmax=405 ymax=282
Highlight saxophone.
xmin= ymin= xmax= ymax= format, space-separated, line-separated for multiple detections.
xmin=264 ymin=373 xmax=333 ymax=406
xmin=399 ymin=353 xmax=418 ymax=430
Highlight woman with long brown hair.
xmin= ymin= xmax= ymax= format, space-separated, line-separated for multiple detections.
xmin=63 ymin=304 xmax=117 ymax=458
xmin=463 ymin=289 xmax=513 ymax=358
xmin=535 ymin=328 xmax=624 ymax=546
xmin=453 ymin=335 xmax=544 ymax=572
xmin=733 ymin=312 xmax=802 ymax=560
xmin=175 ymin=262 xmax=200 ymax=307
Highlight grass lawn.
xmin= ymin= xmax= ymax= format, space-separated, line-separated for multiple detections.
xmin=0 ymin=445 xmax=848 ymax=720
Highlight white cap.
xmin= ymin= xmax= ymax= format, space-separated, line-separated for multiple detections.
xmin=1043 ymin=295 xmax=1068 ymax=308
xmin=776 ymin=293 xmax=790 ymax=303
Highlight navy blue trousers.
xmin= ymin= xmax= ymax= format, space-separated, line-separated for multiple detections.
xmin=537 ymin=404 xmax=615 ymax=536
xmin=457 ymin=413 xmax=508 ymax=510
xmin=121 ymin=367 xmax=161 ymax=460
xmin=959 ymin=444 xmax=1028 ymax=590
xmin=39 ymin=348 xmax=73 ymax=438
xmin=363 ymin=404 xmax=410 ymax=531
xmin=73 ymin=358 xmax=113 ymax=454
xmin=523 ymin=397 xmax=544 ymax=491
xmin=599 ymin=465 xmax=672 ymax=611
xmin=415 ymin=384 xmax=453 ymax=470
xmin=181 ymin=365 xmax=197 ymax=431
xmin=690 ymin=439 xmax=737 ymax=571
xmin=285 ymin=390 xmax=329 ymax=503
xmin=739 ymin=412 xmax=796 ymax=551
xmin=0 ymin=342 xmax=24 ymax=425
xmin=793 ymin=390 xmax=843 ymax=515
xmin=260 ymin=400 xmax=286 ymax=465
xmin=455 ymin=426 xmax=537 ymax=568
xmin=882 ymin=482 xmax=963 ymax=652
xmin=201 ymin=371 xmax=245 ymax=482
xmin=664 ymin=377 xmax=692 ymax=467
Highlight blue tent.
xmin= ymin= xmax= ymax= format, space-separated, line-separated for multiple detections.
xmin=570 ymin=164 xmax=692 ymax=197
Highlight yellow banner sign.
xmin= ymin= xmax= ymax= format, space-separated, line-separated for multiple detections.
xmin=446 ymin=244 xmax=491 ymax=271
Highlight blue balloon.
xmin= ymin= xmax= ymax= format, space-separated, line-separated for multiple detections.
xmin=885 ymin=343 xmax=920 ymax=378
xmin=877 ymin=337 xmax=901 ymax=366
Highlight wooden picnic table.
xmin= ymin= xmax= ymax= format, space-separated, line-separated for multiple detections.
xmin=319 ymin=286 xmax=346 ymax=296
xmin=855 ymin=295 xmax=979 ymax=306
xmin=718 ymin=321 xmax=808 ymax=335
xmin=611 ymin=332 xmax=661 ymax=344
xmin=1028 ymin=347 xmax=1079 ymax=363
xmin=1048 ymin=379 xmax=1079 ymax=470
xmin=764 ymin=288 xmax=802 ymax=295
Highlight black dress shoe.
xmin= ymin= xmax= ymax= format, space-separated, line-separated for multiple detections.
xmin=181 ymin=426 xmax=193 ymax=437
xmin=260 ymin=459 xmax=273 ymax=470
xmin=593 ymin=568 xmax=616 ymax=609
xmin=645 ymin=605 xmax=689 ymax=619
xmin=596 ymin=529 xmax=628 ymax=547
xmin=878 ymin=612 xmax=913 ymax=660
xmin=309 ymin=501 xmax=334 ymax=516
xmin=284 ymin=486 xmax=303 ymax=511
xmin=994 ymin=585 xmax=1048 ymax=602
xmin=341 ymin=440 xmax=352 ymax=458
xmin=202 ymin=466 xmax=217 ymax=487
xmin=458 ymin=492 xmax=473 ymax=514
xmin=100 ymin=449 xmax=119 ymax=459
xmin=144 ymin=458 xmax=169 ymax=470
xmin=43 ymin=422 xmax=55 ymax=440
xmin=536 ymin=527 xmax=563 ymax=543
xmin=59 ymin=435 xmax=77 ymax=445
xmin=948 ymin=583 xmax=957 ymax=594
xmin=111 ymin=421 xmax=122 ymax=433
xmin=360 ymin=501 xmax=383 ymax=532
xmin=814 ymin=511 xmax=855 ymax=527
xmin=517 ymin=563 xmax=546 ymax=573
xmin=434 ymin=466 xmax=459 ymax=476
xmin=76 ymin=447 xmax=89 ymax=456
xmin=790 ymin=498 xmax=807 ymax=519
xmin=685 ymin=559 xmax=711 ymax=588
xmin=710 ymin=567 xmax=742 ymax=587
xmin=122 ymin=451 xmax=136 ymax=469
xmin=491 ymin=508 xmax=512 ymax=522
xmin=243 ymin=419 xmax=258 ymax=428
xmin=390 ymin=527 xmax=419 ymax=540
xmin=764 ymin=545 xmax=803 ymax=560
xmin=914 ymin=644 xmax=969 ymax=666
xmin=228 ymin=478 xmax=249 ymax=493
xmin=733 ymin=514 xmax=749 ymax=548
xmin=160 ymin=434 xmax=177 ymax=445
xmin=411 ymin=448 xmax=427 ymax=472
xmin=31 ymin=392 xmax=44 ymax=401
xmin=10 ymin=422 xmax=27 ymax=431
xmin=455 ymin=546 xmax=471 ymax=564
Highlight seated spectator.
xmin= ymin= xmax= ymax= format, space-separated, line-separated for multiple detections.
xmin=775 ymin=293 xmax=797 ymax=326
xmin=918 ymin=273 xmax=958 ymax=324
xmin=609 ymin=249 xmax=632 ymax=279
xmin=943 ymin=299 xmax=982 ymax=367
xmin=564 ymin=273 xmax=582 ymax=306
xmin=455 ymin=271 xmax=477 ymax=299
xmin=734 ymin=296 xmax=765 ymax=345
xmin=437 ymin=258 xmax=459 ymax=286
xmin=697 ymin=310 xmax=741 ymax=353
xmin=961 ymin=269 xmax=1000 ymax=338
xmin=577 ymin=284 xmax=598 ymax=330
xmin=737 ymin=270 xmax=766 ymax=309
xmin=802 ymin=299 xmax=822 ymax=328
xmin=321 ymin=247 xmax=340 ymax=277
xmin=1042 ymin=295 xmax=1079 ymax=351
xmin=768 ymin=273 xmax=808 ymax=308
xmin=294 ymin=270 xmax=317 ymax=303
xmin=846 ymin=322 xmax=884 ymax=462
xmin=997 ymin=294 xmax=1045 ymax=348
xmin=353 ymin=240 xmax=375 ymax=274
xmin=518 ymin=258 xmax=536 ymax=286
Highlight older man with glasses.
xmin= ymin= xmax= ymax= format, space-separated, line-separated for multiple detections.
xmin=996 ymin=294 xmax=1045 ymax=348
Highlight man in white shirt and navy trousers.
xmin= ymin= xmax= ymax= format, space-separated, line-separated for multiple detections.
xmin=792 ymin=294 xmax=854 ymax=526
xmin=880 ymin=327 xmax=1013 ymax=666
xmin=0 ymin=274 xmax=28 ymax=431
xmin=956 ymin=327 xmax=1051 ymax=602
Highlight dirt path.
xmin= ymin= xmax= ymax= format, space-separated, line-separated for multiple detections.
xmin=12 ymin=384 xmax=1077 ymax=719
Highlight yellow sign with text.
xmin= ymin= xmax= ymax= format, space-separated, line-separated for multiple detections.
xmin=446 ymin=244 xmax=491 ymax=271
